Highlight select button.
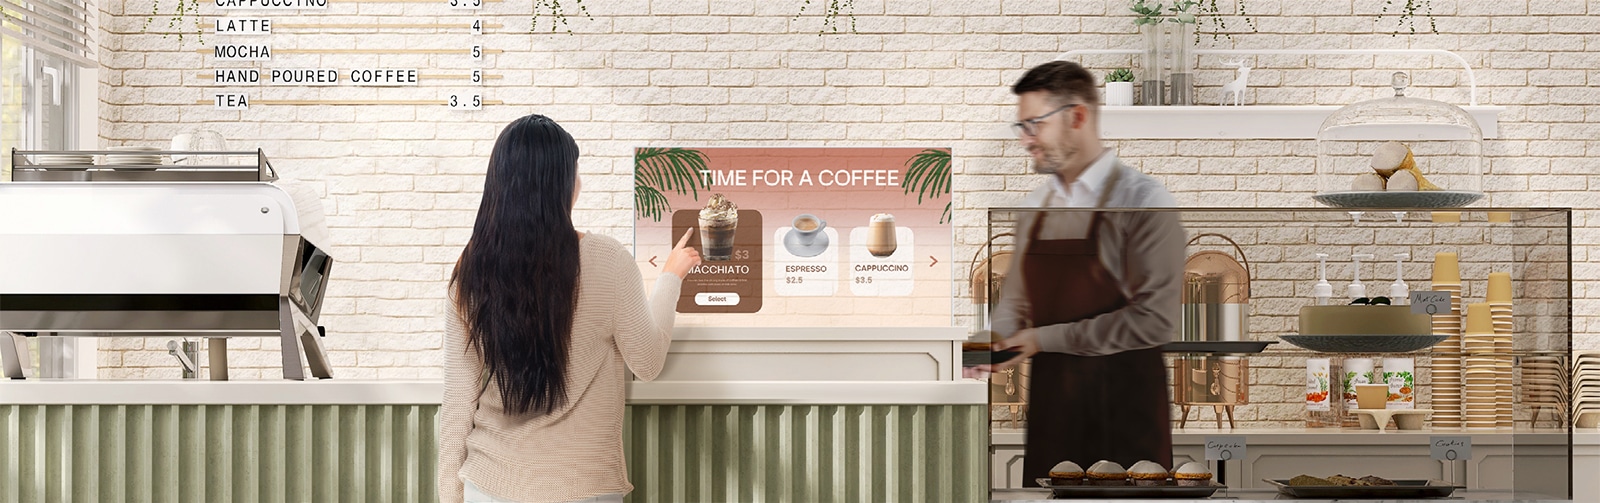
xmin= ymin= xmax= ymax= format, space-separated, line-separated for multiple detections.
xmin=695 ymin=293 xmax=741 ymax=306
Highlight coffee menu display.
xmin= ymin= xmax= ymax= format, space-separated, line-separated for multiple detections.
xmin=634 ymin=147 xmax=953 ymax=327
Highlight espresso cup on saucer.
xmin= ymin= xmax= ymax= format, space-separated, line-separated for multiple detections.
xmin=792 ymin=214 xmax=826 ymax=245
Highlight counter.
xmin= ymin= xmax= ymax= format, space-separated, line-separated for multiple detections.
xmin=2 ymin=325 xmax=988 ymax=503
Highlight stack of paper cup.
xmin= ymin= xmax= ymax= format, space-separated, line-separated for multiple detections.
xmin=1488 ymin=272 xmax=1514 ymax=427
xmin=1431 ymin=253 xmax=1464 ymax=426
xmin=1464 ymin=302 xmax=1498 ymax=429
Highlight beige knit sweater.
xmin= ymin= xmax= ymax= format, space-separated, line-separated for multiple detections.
xmin=438 ymin=234 xmax=681 ymax=503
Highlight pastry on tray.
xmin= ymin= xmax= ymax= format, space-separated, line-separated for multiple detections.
xmin=1086 ymin=460 xmax=1128 ymax=486
xmin=1128 ymin=460 xmax=1170 ymax=486
xmin=1172 ymin=461 xmax=1213 ymax=487
xmin=1048 ymin=460 xmax=1084 ymax=486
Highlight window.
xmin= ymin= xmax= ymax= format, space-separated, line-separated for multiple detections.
xmin=1 ymin=0 xmax=93 ymax=180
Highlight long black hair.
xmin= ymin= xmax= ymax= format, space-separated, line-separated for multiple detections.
xmin=451 ymin=114 xmax=581 ymax=416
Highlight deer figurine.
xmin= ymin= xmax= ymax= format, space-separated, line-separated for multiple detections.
xmin=1220 ymin=61 xmax=1252 ymax=106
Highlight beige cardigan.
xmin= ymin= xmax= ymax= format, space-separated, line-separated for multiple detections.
xmin=437 ymin=234 xmax=681 ymax=503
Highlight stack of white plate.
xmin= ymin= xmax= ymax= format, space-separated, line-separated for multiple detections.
xmin=32 ymin=153 xmax=94 ymax=170
xmin=103 ymin=146 xmax=163 ymax=170
xmin=1577 ymin=351 xmax=1600 ymax=428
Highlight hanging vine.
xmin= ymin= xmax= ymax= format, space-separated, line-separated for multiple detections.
xmin=142 ymin=0 xmax=204 ymax=46
xmin=794 ymin=0 xmax=856 ymax=35
xmin=1377 ymin=0 xmax=1438 ymax=35
xmin=531 ymin=0 xmax=593 ymax=33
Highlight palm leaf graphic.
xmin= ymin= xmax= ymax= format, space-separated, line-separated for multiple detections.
xmin=900 ymin=149 xmax=952 ymax=224
xmin=634 ymin=148 xmax=713 ymax=222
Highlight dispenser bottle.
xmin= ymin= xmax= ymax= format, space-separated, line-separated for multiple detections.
xmin=1313 ymin=253 xmax=1333 ymax=306
xmin=1348 ymin=253 xmax=1374 ymax=301
xmin=1390 ymin=253 xmax=1410 ymax=304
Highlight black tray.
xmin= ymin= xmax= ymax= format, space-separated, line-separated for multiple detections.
xmin=1263 ymin=478 xmax=1461 ymax=499
xmin=962 ymin=350 xmax=1022 ymax=367
xmin=1279 ymin=334 xmax=1449 ymax=353
xmin=1035 ymin=478 xmax=1224 ymax=499
xmin=1160 ymin=341 xmax=1276 ymax=354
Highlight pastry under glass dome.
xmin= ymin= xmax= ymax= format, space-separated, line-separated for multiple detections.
xmin=1314 ymin=72 xmax=1484 ymax=208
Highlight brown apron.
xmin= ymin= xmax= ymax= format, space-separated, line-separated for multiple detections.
xmin=1020 ymin=167 xmax=1172 ymax=486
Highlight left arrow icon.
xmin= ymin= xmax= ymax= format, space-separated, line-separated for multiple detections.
xmin=648 ymin=256 xmax=658 ymax=267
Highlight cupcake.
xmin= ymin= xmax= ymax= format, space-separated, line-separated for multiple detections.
xmin=1128 ymin=460 xmax=1170 ymax=486
xmin=1047 ymin=460 xmax=1084 ymax=486
xmin=1086 ymin=460 xmax=1128 ymax=486
xmin=1172 ymin=461 xmax=1213 ymax=487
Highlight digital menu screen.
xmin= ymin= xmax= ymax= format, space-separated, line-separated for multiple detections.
xmin=633 ymin=147 xmax=953 ymax=327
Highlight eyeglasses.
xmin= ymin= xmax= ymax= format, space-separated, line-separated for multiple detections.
xmin=1010 ymin=104 xmax=1078 ymax=138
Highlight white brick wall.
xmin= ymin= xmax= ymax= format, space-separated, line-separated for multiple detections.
xmin=95 ymin=1 xmax=1598 ymax=423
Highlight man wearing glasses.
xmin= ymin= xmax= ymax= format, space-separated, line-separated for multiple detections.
xmin=973 ymin=61 xmax=1187 ymax=486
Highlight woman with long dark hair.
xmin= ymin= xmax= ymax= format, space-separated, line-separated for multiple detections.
xmin=438 ymin=115 xmax=699 ymax=503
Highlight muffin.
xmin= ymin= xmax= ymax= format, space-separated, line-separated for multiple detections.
xmin=1172 ymin=461 xmax=1213 ymax=487
xmin=1128 ymin=460 xmax=1169 ymax=486
xmin=1047 ymin=460 xmax=1084 ymax=486
xmin=1086 ymin=460 xmax=1128 ymax=486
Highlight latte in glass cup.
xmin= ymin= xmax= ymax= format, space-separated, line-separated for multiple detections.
xmin=866 ymin=213 xmax=897 ymax=257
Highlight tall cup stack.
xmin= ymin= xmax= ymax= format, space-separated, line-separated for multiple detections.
xmin=1430 ymin=253 xmax=1464 ymax=427
xmin=1488 ymin=272 xmax=1514 ymax=427
xmin=1464 ymin=302 xmax=1499 ymax=429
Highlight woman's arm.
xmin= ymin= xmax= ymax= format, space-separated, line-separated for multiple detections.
xmin=436 ymin=297 xmax=482 ymax=503
xmin=613 ymin=247 xmax=683 ymax=382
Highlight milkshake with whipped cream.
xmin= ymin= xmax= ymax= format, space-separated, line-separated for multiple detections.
xmin=698 ymin=194 xmax=738 ymax=261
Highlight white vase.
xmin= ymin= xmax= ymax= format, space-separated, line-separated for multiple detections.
xmin=1105 ymin=82 xmax=1134 ymax=106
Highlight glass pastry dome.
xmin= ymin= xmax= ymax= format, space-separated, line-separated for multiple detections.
xmin=1313 ymin=72 xmax=1484 ymax=208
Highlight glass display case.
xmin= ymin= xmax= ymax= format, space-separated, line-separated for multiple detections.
xmin=984 ymin=207 xmax=1576 ymax=499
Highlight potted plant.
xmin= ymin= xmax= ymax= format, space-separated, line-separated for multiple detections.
xmin=1105 ymin=69 xmax=1135 ymax=106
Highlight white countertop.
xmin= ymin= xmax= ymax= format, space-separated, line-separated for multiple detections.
xmin=994 ymin=428 xmax=1600 ymax=445
xmin=0 ymin=379 xmax=989 ymax=405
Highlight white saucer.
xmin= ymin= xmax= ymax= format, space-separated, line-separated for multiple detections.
xmin=783 ymin=229 xmax=829 ymax=258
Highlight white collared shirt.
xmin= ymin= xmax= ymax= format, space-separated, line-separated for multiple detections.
xmin=1028 ymin=148 xmax=1119 ymax=238
xmin=1041 ymin=148 xmax=1118 ymax=208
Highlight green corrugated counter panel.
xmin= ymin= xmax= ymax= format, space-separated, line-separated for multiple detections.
xmin=2 ymin=404 xmax=986 ymax=503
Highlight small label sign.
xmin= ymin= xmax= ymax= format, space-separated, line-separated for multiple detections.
xmin=1205 ymin=435 xmax=1246 ymax=461
xmin=213 ymin=93 xmax=249 ymax=110
xmin=1411 ymin=291 xmax=1451 ymax=315
xmin=349 ymin=68 xmax=419 ymax=86
xmin=1431 ymin=436 xmax=1471 ymax=461
xmin=215 ymin=18 xmax=271 ymax=35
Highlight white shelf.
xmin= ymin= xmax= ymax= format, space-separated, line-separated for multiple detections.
xmin=1099 ymin=105 xmax=1504 ymax=140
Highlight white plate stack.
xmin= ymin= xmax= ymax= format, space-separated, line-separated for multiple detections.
xmin=1520 ymin=355 xmax=1567 ymax=425
xmin=103 ymin=145 xmax=163 ymax=170
xmin=1486 ymin=272 xmax=1514 ymax=427
xmin=1463 ymin=302 xmax=1498 ymax=429
xmin=1577 ymin=351 xmax=1600 ymax=429
xmin=1431 ymin=253 xmax=1464 ymax=427
xmin=32 ymin=153 xmax=95 ymax=170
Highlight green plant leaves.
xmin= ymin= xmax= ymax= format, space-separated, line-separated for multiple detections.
xmin=901 ymin=149 xmax=952 ymax=224
xmin=634 ymin=148 xmax=713 ymax=222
